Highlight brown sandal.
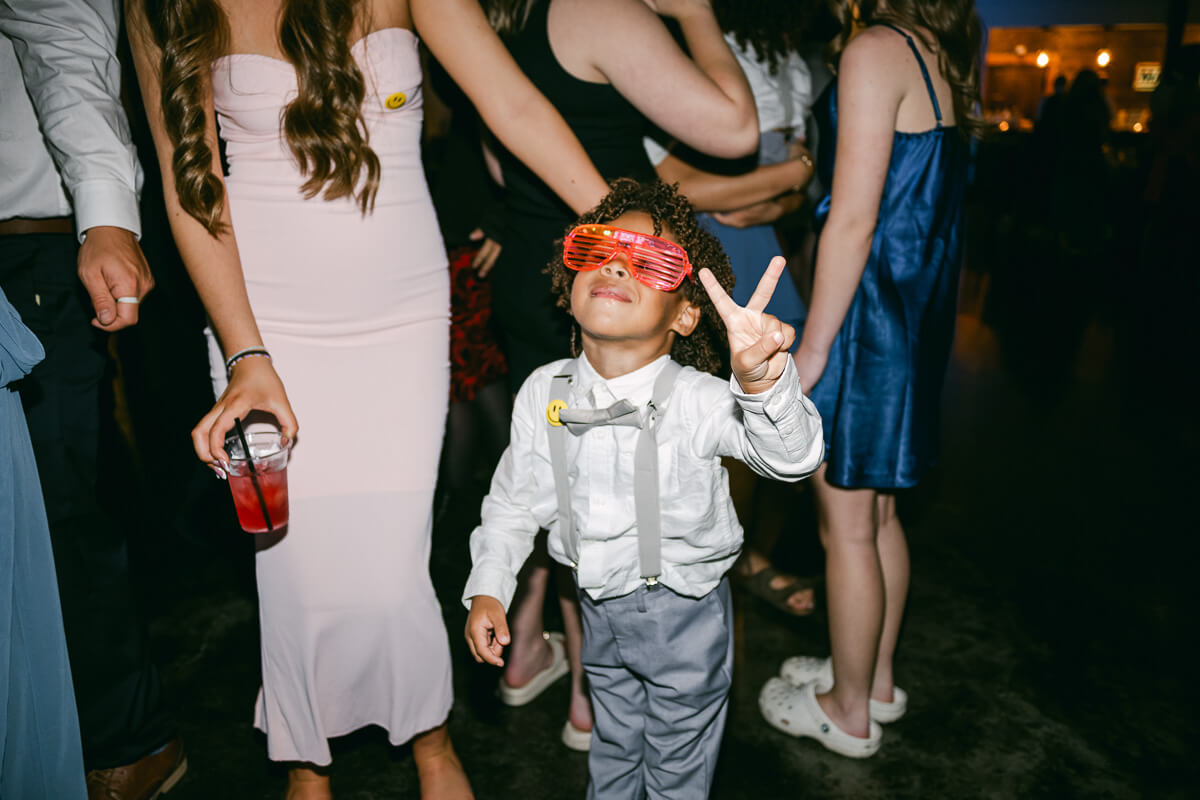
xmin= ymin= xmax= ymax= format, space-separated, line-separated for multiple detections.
xmin=735 ymin=565 xmax=819 ymax=617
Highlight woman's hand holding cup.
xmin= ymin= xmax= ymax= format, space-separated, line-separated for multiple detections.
xmin=193 ymin=355 xmax=298 ymax=467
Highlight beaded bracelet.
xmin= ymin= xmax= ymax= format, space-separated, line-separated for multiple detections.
xmin=224 ymin=347 xmax=271 ymax=377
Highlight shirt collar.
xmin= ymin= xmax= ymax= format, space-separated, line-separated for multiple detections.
xmin=575 ymin=353 xmax=672 ymax=408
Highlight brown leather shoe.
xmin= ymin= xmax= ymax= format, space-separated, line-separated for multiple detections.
xmin=86 ymin=739 xmax=187 ymax=800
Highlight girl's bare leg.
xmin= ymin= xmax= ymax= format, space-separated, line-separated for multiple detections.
xmin=413 ymin=724 xmax=473 ymax=799
xmin=556 ymin=563 xmax=593 ymax=732
xmin=872 ymin=493 xmax=909 ymax=702
xmin=286 ymin=766 xmax=331 ymax=800
xmin=811 ymin=464 xmax=882 ymax=739
xmin=503 ymin=548 xmax=553 ymax=688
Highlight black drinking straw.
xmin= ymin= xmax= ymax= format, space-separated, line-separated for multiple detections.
xmin=233 ymin=417 xmax=273 ymax=532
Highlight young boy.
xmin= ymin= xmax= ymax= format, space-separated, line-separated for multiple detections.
xmin=463 ymin=180 xmax=824 ymax=798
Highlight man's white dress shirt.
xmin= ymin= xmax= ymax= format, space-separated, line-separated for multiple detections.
xmin=0 ymin=0 xmax=142 ymax=239
xmin=463 ymin=354 xmax=824 ymax=610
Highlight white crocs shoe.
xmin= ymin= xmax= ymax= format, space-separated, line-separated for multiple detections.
xmin=759 ymin=678 xmax=882 ymax=758
xmin=778 ymin=656 xmax=908 ymax=724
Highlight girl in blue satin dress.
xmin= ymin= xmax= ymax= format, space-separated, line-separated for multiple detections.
xmin=758 ymin=0 xmax=982 ymax=758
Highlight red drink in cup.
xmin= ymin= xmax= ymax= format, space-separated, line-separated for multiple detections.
xmin=225 ymin=430 xmax=291 ymax=533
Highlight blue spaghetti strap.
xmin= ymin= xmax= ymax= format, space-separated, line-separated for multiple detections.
xmin=877 ymin=22 xmax=943 ymax=127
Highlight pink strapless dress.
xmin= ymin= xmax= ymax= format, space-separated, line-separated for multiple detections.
xmin=209 ymin=28 xmax=451 ymax=765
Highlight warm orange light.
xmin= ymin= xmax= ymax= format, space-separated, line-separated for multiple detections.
xmin=1133 ymin=122 xmax=1144 ymax=132
xmin=1036 ymin=51 xmax=1050 ymax=68
xmin=1097 ymin=49 xmax=1112 ymax=68
xmin=998 ymin=120 xmax=1010 ymax=132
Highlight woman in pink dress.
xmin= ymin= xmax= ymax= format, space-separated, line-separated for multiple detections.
xmin=127 ymin=1 xmax=608 ymax=796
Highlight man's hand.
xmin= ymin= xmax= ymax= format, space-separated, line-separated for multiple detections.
xmin=698 ymin=256 xmax=795 ymax=395
xmin=712 ymin=190 xmax=806 ymax=229
xmin=465 ymin=595 xmax=510 ymax=667
xmin=77 ymin=225 xmax=154 ymax=331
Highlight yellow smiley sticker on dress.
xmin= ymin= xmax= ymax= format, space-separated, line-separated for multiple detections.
xmin=546 ymin=399 xmax=568 ymax=426
xmin=384 ymin=92 xmax=406 ymax=109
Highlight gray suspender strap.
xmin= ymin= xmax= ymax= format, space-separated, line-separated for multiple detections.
xmin=546 ymin=359 xmax=684 ymax=584
xmin=634 ymin=359 xmax=682 ymax=583
xmin=548 ymin=367 xmax=578 ymax=567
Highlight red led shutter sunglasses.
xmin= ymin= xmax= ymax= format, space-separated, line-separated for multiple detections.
xmin=562 ymin=224 xmax=694 ymax=291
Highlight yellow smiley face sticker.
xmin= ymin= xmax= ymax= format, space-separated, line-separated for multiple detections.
xmin=384 ymin=92 xmax=407 ymax=110
xmin=546 ymin=399 xmax=568 ymax=426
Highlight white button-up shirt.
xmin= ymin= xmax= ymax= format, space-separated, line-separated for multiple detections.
xmin=463 ymin=353 xmax=824 ymax=609
xmin=727 ymin=33 xmax=813 ymax=138
xmin=0 ymin=0 xmax=142 ymax=239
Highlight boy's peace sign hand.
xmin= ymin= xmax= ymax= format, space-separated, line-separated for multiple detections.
xmin=699 ymin=256 xmax=795 ymax=395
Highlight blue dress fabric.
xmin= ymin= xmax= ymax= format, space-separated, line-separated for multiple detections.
xmin=0 ymin=286 xmax=87 ymax=798
xmin=700 ymin=133 xmax=807 ymax=341
xmin=808 ymin=25 xmax=969 ymax=489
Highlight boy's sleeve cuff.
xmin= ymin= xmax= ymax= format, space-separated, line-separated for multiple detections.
xmin=462 ymin=565 xmax=518 ymax=612
xmin=729 ymin=356 xmax=801 ymax=421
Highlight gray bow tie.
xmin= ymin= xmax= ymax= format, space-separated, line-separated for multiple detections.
xmin=558 ymin=399 xmax=645 ymax=435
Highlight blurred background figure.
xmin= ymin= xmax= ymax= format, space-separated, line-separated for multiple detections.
xmin=1050 ymin=68 xmax=1114 ymax=256
xmin=422 ymin=55 xmax=512 ymax=520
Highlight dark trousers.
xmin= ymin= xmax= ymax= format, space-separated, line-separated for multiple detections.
xmin=0 ymin=233 xmax=174 ymax=770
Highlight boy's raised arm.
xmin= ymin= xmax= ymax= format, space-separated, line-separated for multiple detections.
xmin=694 ymin=258 xmax=825 ymax=479
xmin=698 ymin=257 xmax=795 ymax=395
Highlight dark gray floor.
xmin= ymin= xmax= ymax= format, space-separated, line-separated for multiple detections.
xmin=141 ymin=223 xmax=1197 ymax=799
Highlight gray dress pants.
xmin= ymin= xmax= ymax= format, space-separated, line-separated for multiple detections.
xmin=579 ymin=577 xmax=733 ymax=800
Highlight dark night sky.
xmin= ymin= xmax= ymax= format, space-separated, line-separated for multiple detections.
xmin=974 ymin=0 xmax=1199 ymax=28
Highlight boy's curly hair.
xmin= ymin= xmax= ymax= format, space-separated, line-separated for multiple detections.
xmin=547 ymin=179 xmax=735 ymax=375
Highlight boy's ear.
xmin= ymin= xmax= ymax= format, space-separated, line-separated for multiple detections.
xmin=670 ymin=299 xmax=701 ymax=338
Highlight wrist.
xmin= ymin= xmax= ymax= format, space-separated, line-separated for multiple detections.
xmin=787 ymin=152 xmax=814 ymax=194
xmin=795 ymin=340 xmax=829 ymax=364
xmin=225 ymin=346 xmax=272 ymax=377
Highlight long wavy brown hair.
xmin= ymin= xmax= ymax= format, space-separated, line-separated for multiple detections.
xmin=481 ymin=0 xmax=538 ymax=35
xmin=713 ymin=0 xmax=819 ymax=75
xmin=134 ymin=0 xmax=381 ymax=235
xmin=833 ymin=0 xmax=985 ymax=138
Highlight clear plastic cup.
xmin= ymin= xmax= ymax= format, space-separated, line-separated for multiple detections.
xmin=224 ymin=430 xmax=291 ymax=533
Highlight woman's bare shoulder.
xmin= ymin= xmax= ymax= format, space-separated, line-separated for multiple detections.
xmin=838 ymin=25 xmax=916 ymax=90
xmin=842 ymin=25 xmax=912 ymax=64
